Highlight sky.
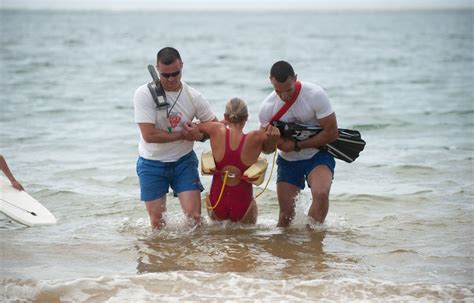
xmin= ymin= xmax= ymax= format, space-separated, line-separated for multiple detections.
xmin=0 ymin=0 xmax=472 ymax=11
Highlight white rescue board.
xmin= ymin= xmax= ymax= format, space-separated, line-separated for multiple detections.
xmin=0 ymin=176 xmax=56 ymax=226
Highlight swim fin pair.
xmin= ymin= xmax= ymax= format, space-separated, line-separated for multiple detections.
xmin=272 ymin=121 xmax=366 ymax=163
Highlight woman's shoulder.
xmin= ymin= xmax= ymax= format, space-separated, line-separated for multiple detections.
xmin=246 ymin=128 xmax=266 ymax=142
xmin=199 ymin=121 xmax=225 ymax=135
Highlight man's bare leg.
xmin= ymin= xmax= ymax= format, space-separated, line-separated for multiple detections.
xmin=307 ymin=165 xmax=333 ymax=224
xmin=177 ymin=190 xmax=202 ymax=226
xmin=145 ymin=196 xmax=167 ymax=229
xmin=276 ymin=182 xmax=300 ymax=227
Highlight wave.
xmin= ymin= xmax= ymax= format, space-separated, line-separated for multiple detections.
xmin=34 ymin=189 xmax=80 ymax=197
xmin=332 ymin=193 xmax=397 ymax=204
xmin=393 ymin=164 xmax=437 ymax=177
xmin=395 ymin=164 xmax=435 ymax=171
xmin=2 ymin=274 xmax=472 ymax=302
xmin=383 ymin=248 xmax=419 ymax=254
xmin=351 ymin=123 xmax=391 ymax=131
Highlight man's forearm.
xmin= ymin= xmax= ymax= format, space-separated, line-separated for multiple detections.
xmin=142 ymin=129 xmax=185 ymax=143
xmin=262 ymin=138 xmax=278 ymax=154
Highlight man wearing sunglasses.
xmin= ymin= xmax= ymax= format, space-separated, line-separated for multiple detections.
xmin=133 ymin=47 xmax=217 ymax=229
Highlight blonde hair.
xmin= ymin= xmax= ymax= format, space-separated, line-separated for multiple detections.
xmin=224 ymin=97 xmax=248 ymax=123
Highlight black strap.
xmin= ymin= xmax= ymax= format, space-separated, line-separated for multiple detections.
xmin=147 ymin=65 xmax=169 ymax=110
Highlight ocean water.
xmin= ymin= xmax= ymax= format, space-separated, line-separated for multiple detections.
xmin=1 ymin=8 xmax=473 ymax=302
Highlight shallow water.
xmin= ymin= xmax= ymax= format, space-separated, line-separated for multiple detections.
xmin=1 ymin=9 xmax=473 ymax=302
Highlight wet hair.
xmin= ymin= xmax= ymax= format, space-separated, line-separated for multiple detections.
xmin=224 ymin=97 xmax=248 ymax=123
xmin=270 ymin=60 xmax=295 ymax=83
xmin=157 ymin=47 xmax=181 ymax=65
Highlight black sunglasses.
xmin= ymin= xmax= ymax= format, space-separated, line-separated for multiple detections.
xmin=159 ymin=70 xmax=181 ymax=78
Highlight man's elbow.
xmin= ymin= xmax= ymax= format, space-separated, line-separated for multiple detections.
xmin=262 ymin=147 xmax=275 ymax=154
xmin=142 ymin=132 xmax=155 ymax=143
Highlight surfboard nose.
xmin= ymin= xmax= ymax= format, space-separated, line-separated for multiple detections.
xmin=0 ymin=176 xmax=57 ymax=227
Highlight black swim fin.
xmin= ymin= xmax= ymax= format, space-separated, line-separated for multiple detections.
xmin=271 ymin=121 xmax=366 ymax=163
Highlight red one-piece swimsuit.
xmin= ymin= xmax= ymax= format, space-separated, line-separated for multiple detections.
xmin=209 ymin=128 xmax=253 ymax=221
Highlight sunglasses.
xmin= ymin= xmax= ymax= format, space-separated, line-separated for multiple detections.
xmin=159 ymin=70 xmax=181 ymax=78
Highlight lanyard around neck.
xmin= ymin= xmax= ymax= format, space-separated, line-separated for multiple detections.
xmin=166 ymin=86 xmax=183 ymax=118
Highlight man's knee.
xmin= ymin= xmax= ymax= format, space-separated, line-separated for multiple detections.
xmin=145 ymin=199 xmax=166 ymax=226
xmin=146 ymin=200 xmax=166 ymax=214
xmin=313 ymin=190 xmax=329 ymax=203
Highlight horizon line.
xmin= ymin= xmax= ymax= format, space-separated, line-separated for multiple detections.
xmin=1 ymin=6 xmax=473 ymax=13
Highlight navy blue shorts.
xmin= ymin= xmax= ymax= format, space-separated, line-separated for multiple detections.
xmin=276 ymin=150 xmax=335 ymax=190
xmin=136 ymin=151 xmax=204 ymax=202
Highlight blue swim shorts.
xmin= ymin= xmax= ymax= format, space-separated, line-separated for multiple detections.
xmin=136 ymin=151 xmax=204 ymax=202
xmin=276 ymin=150 xmax=335 ymax=190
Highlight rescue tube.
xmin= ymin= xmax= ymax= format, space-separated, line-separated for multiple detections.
xmin=201 ymin=150 xmax=216 ymax=175
xmin=243 ymin=156 xmax=268 ymax=186
xmin=200 ymin=151 xmax=268 ymax=185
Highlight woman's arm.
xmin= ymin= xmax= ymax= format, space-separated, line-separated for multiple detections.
xmin=0 ymin=155 xmax=24 ymax=191
xmin=192 ymin=121 xmax=222 ymax=138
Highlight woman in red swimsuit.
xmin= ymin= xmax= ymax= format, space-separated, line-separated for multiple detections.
xmin=195 ymin=98 xmax=280 ymax=224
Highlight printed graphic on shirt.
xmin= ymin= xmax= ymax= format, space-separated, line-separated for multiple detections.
xmin=168 ymin=112 xmax=182 ymax=129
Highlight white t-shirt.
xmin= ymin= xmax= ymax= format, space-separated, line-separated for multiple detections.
xmin=134 ymin=81 xmax=216 ymax=162
xmin=259 ymin=81 xmax=334 ymax=161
